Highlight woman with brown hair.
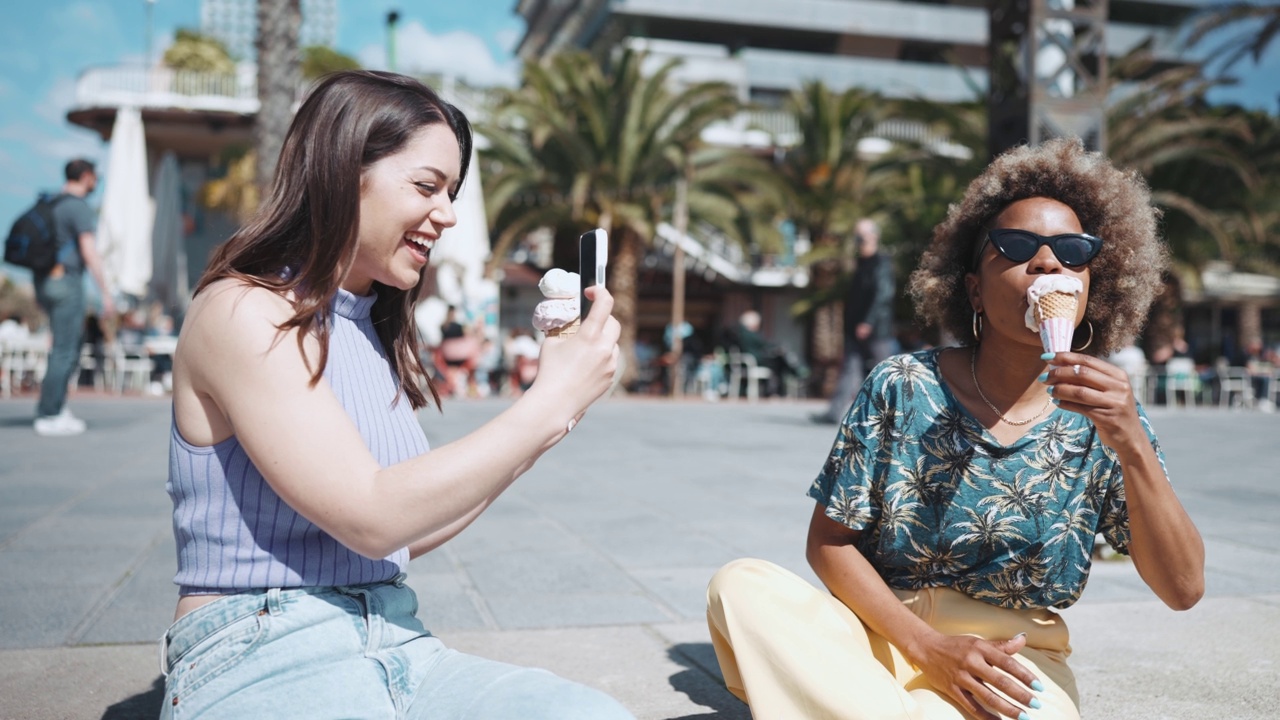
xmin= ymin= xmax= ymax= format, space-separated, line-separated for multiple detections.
xmin=707 ymin=138 xmax=1203 ymax=720
xmin=160 ymin=71 xmax=631 ymax=719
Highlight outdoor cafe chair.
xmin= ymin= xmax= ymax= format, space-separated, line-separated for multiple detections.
xmin=726 ymin=348 xmax=773 ymax=403
xmin=1214 ymin=362 xmax=1253 ymax=409
xmin=1163 ymin=357 xmax=1200 ymax=408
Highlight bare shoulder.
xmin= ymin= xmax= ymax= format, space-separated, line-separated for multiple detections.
xmin=178 ymin=278 xmax=311 ymax=372
xmin=187 ymin=278 xmax=294 ymax=332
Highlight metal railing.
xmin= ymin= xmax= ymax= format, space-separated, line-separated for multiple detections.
xmin=75 ymin=66 xmax=259 ymax=113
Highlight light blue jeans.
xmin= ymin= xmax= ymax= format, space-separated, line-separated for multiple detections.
xmin=33 ymin=271 xmax=85 ymax=418
xmin=159 ymin=578 xmax=634 ymax=719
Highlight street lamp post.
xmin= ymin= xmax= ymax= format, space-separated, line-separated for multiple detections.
xmin=669 ymin=176 xmax=688 ymax=398
xmin=386 ymin=10 xmax=400 ymax=72
xmin=145 ymin=0 xmax=156 ymax=67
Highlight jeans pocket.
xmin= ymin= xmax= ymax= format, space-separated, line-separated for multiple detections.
xmin=167 ymin=608 xmax=269 ymax=704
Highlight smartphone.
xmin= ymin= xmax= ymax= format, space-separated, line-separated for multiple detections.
xmin=578 ymin=228 xmax=608 ymax=318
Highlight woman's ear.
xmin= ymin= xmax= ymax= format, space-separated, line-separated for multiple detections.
xmin=964 ymin=272 xmax=982 ymax=315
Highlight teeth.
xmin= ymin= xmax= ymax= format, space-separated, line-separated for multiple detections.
xmin=405 ymin=234 xmax=436 ymax=251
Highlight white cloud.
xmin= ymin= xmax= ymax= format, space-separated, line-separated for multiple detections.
xmin=358 ymin=21 xmax=519 ymax=87
xmin=54 ymin=1 xmax=123 ymax=37
xmin=0 ymin=122 xmax=102 ymax=163
xmin=494 ymin=28 xmax=521 ymax=55
xmin=33 ymin=77 xmax=80 ymax=126
xmin=0 ymin=75 xmax=104 ymax=172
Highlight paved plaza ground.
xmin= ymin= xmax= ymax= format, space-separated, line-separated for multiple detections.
xmin=1 ymin=392 xmax=1278 ymax=719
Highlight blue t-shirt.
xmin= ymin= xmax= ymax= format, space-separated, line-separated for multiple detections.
xmin=808 ymin=348 xmax=1167 ymax=610
xmin=52 ymin=194 xmax=96 ymax=272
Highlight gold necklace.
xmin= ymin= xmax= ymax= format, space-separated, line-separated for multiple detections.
xmin=969 ymin=348 xmax=1052 ymax=426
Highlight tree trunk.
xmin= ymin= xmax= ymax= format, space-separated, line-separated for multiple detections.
xmin=255 ymin=0 xmax=301 ymax=194
xmin=612 ymin=227 xmax=641 ymax=389
xmin=809 ymin=258 xmax=844 ymax=397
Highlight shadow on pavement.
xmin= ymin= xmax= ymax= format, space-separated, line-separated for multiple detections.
xmin=101 ymin=675 xmax=163 ymax=720
xmin=665 ymin=643 xmax=750 ymax=720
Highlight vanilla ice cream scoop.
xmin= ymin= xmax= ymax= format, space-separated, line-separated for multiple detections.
xmin=1024 ymin=275 xmax=1083 ymax=352
xmin=538 ymin=268 xmax=578 ymax=299
xmin=533 ymin=299 xmax=579 ymax=332
xmin=533 ymin=269 xmax=581 ymax=336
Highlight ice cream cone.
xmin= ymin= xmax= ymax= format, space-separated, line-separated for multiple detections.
xmin=1035 ymin=291 xmax=1078 ymax=353
xmin=545 ymin=319 xmax=581 ymax=338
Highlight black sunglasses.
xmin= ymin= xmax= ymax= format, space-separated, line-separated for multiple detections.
xmin=973 ymin=228 xmax=1103 ymax=269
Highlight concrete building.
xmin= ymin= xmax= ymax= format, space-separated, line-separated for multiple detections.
xmin=514 ymin=0 xmax=1200 ymax=106
xmin=513 ymin=0 xmax=1280 ymax=379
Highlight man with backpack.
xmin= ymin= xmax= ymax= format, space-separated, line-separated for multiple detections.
xmin=26 ymin=159 xmax=114 ymax=436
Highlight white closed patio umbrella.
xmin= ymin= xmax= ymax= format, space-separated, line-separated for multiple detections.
xmin=96 ymin=107 xmax=153 ymax=301
xmin=149 ymin=151 xmax=188 ymax=318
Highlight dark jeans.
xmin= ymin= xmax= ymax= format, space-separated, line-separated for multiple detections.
xmin=824 ymin=336 xmax=895 ymax=421
xmin=34 ymin=272 xmax=86 ymax=418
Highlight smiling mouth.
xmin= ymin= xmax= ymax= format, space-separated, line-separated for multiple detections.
xmin=404 ymin=232 xmax=436 ymax=262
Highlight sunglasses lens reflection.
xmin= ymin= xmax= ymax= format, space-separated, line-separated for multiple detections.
xmin=991 ymin=231 xmax=1099 ymax=267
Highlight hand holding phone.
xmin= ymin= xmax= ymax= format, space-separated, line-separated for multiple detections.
xmin=579 ymin=228 xmax=608 ymax=318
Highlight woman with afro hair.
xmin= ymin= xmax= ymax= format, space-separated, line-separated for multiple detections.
xmin=707 ymin=137 xmax=1203 ymax=720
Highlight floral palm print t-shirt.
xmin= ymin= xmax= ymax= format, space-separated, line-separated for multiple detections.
xmin=809 ymin=348 xmax=1168 ymax=610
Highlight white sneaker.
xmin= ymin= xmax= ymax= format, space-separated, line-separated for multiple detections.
xmin=34 ymin=410 xmax=86 ymax=437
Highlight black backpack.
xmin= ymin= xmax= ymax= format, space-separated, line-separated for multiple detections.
xmin=5 ymin=194 xmax=68 ymax=273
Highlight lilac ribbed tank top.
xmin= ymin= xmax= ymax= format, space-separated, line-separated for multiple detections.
xmin=167 ymin=288 xmax=430 ymax=594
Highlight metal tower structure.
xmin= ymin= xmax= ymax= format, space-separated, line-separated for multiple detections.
xmin=988 ymin=0 xmax=1109 ymax=158
xmin=200 ymin=0 xmax=336 ymax=59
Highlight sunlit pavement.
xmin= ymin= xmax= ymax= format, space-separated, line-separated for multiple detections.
xmin=1 ymin=393 xmax=1277 ymax=719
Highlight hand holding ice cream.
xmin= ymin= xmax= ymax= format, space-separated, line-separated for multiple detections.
xmin=1025 ymin=275 xmax=1083 ymax=353
xmin=533 ymin=268 xmax=580 ymax=338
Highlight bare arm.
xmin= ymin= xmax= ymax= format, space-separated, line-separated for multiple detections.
xmin=178 ymin=280 xmax=620 ymax=559
xmin=77 ymin=231 xmax=114 ymax=316
xmin=1047 ymin=352 xmax=1205 ymax=610
xmin=807 ymin=504 xmax=1040 ymax=720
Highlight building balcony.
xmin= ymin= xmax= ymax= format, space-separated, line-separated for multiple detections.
xmin=74 ymin=65 xmax=260 ymax=115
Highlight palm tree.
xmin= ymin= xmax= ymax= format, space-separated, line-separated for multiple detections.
xmin=771 ymin=82 xmax=898 ymax=384
xmin=163 ymin=29 xmax=235 ymax=73
xmin=779 ymin=82 xmax=897 ymax=274
xmin=301 ymin=45 xmax=360 ymax=81
xmin=1102 ymin=42 xmax=1262 ymax=353
xmin=1234 ymin=111 xmax=1280 ymax=273
xmin=480 ymin=49 xmax=744 ymax=383
xmin=878 ymin=96 xmax=988 ymax=342
xmin=254 ymin=0 xmax=301 ymax=193
xmin=1184 ymin=1 xmax=1280 ymax=73
xmin=1107 ymin=43 xmax=1258 ymax=265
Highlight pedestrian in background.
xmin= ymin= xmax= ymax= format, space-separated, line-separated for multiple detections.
xmin=161 ymin=71 xmax=631 ymax=719
xmin=813 ymin=218 xmax=896 ymax=423
xmin=32 ymin=159 xmax=114 ymax=436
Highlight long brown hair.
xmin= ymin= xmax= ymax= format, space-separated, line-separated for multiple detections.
xmin=197 ymin=71 xmax=473 ymax=409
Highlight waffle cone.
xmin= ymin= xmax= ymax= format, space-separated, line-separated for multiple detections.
xmin=1035 ymin=291 xmax=1078 ymax=323
xmin=545 ymin=319 xmax=581 ymax=338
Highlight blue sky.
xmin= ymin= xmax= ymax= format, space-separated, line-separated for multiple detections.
xmin=0 ymin=0 xmax=1277 ymax=239
xmin=0 ymin=0 xmax=525 ymax=231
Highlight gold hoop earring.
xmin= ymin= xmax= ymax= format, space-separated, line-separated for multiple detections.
xmin=972 ymin=311 xmax=983 ymax=342
xmin=1073 ymin=320 xmax=1094 ymax=351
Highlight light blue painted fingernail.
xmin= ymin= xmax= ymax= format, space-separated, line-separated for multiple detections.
xmin=1032 ymin=679 xmax=1045 ymax=692
xmin=1041 ymin=352 xmax=1056 ymax=361
xmin=1047 ymin=385 xmax=1055 ymax=395
xmin=1052 ymin=399 xmax=1060 ymax=406
xmin=1019 ymin=712 xmax=1031 ymax=720
xmin=1037 ymin=373 xmax=1048 ymax=383
xmin=1030 ymin=697 xmax=1043 ymax=709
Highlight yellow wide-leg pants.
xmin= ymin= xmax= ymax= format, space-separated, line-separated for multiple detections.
xmin=706 ymin=558 xmax=1081 ymax=720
